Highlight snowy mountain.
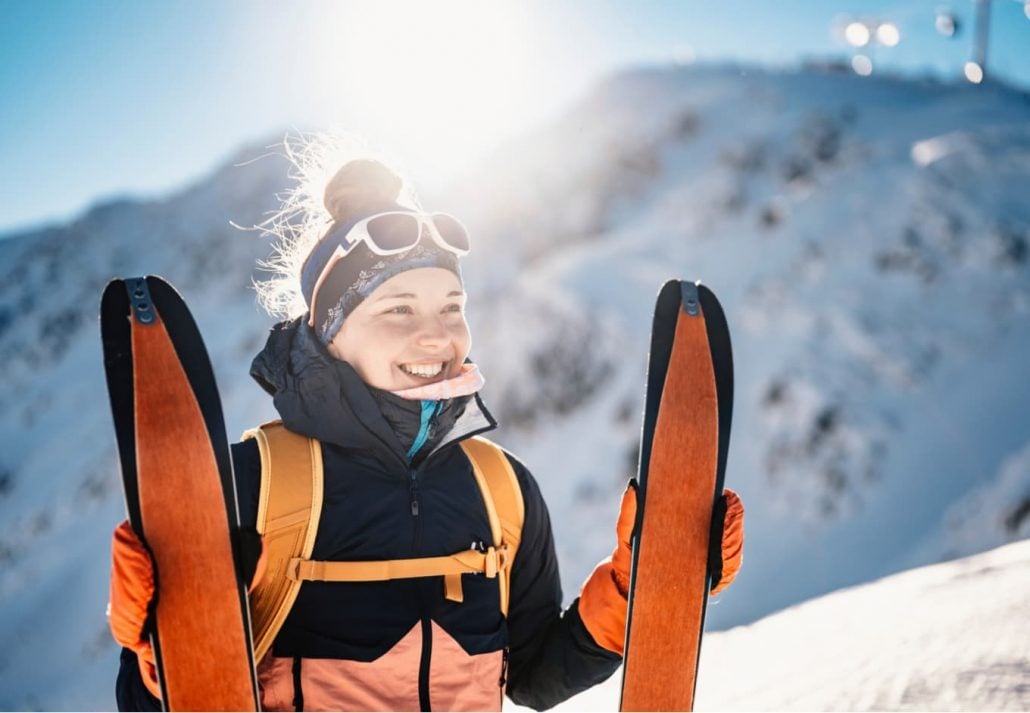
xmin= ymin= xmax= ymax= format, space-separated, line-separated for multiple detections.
xmin=522 ymin=539 xmax=1030 ymax=712
xmin=1 ymin=63 xmax=1029 ymax=709
xmin=451 ymin=64 xmax=1030 ymax=621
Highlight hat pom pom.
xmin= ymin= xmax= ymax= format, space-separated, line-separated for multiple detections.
xmin=323 ymin=159 xmax=404 ymax=225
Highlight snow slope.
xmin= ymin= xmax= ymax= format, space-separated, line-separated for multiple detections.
xmin=523 ymin=538 xmax=1030 ymax=712
xmin=1 ymin=63 xmax=1028 ymax=709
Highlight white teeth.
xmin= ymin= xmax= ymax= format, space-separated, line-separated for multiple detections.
xmin=401 ymin=362 xmax=445 ymax=378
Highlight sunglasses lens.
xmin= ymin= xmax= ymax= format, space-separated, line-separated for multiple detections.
xmin=366 ymin=213 xmax=421 ymax=252
xmin=431 ymin=213 xmax=471 ymax=253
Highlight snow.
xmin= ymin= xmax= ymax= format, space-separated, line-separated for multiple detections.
xmin=521 ymin=539 xmax=1030 ymax=712
xmin=1 ymin=63 xmax=1029 ymax=708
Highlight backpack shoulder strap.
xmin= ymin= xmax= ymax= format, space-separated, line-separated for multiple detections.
xmin=241 ymin=420 xmax=323 ymax=663
xmin=460 ymin=436 xmax=525 ymax=616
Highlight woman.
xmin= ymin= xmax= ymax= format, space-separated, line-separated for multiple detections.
xmin=108 ymin=154 xmax=744 ymax=711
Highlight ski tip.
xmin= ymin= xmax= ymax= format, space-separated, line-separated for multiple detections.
xmin=657 ymin=279 xmax=704 ymax=317
xmin=144 ymin=274 xmax=176 ymax=290
xmin=100 ymin=277 xmax=126 ymax=303
xmin=100 ymin=278 xmax=131 ymax=322
xmin=664 ymin=279 xmax=730 ymax=323
xmin=121 ymin=277 xmax=158 ymax=326
xmin=655 ymin=278 xmax=709 ymax=319
xmin=657 ymin=278 xmax=680 ymax=295
xmin=696 ymin=283 xmax=728 ymax=323
xmin=145 ymin=275 xmax=190 ymax=308
xmin=101 ymin=275 xmax=185 ymax=326
xmin=680 ymin=281 xmax=700 ymax=316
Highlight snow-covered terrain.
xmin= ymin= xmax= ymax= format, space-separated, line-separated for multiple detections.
xmin=1 ymin=63 xmax=1028 ymax=709
xmin=524 ymin=539 xmax=1030 ymax=712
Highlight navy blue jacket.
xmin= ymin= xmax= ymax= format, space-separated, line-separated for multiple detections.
xmin=116 ymin=318 xmax=620 ymax=711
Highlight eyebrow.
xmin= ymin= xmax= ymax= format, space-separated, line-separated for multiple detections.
xmin=374 ymin=290 xmax=465 ymax=302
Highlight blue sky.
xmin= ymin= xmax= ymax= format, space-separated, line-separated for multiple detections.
xmin=2 ymin=0 xmax=1028 ymax=235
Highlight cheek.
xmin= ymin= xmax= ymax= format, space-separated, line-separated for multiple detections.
xmin=450 ymin=317 xmax=472 ymax=355
xmin=366 ymin=320 xmax=420 ymax=343
xmin=369 ymin=326 xmax=414 ymax=359
xmin=332 ymin=322 xmax=406 ymax=369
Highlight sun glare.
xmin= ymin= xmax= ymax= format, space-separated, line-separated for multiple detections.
xmin=303 ymin=1 xmax=534 ymax=178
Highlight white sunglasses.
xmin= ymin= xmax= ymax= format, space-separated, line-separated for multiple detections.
xmin=307 ymin=211 xmax=471 ymax=327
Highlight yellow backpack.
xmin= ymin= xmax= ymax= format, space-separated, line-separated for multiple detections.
xmin=241 ymin=421 xmax=525 ymax=663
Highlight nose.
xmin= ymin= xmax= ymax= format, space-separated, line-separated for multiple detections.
xmin=416 ymin=314 xmax=449 ymax=350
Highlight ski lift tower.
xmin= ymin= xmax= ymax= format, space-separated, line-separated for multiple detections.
xmin=967 ymin=0 xmax=992 ymax=83
xmin=937 ymin=0 xmax=998 ymax=84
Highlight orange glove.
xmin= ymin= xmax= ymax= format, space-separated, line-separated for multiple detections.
xmin=107 ymin=520 xmax=267 ymax=700
xmin=710 ymin=489 xmax=744 ymax=596
xmin=108 ymin=520 xmax=162 ymax=699
xmin=578 ymin=480 xmax=638 ymax=655
xmin=578 ymin=482 xmax=745 ymax=655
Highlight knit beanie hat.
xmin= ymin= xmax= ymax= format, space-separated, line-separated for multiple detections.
xmin=300 ymin=160 xmax=463 ymax=343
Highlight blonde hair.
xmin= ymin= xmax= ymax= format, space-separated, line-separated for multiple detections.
xmin=253 ymin=132 xmax=421 ymax=319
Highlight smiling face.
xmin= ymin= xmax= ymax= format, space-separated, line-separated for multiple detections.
xmin=327 ymin=267 xmax=470 ymax=391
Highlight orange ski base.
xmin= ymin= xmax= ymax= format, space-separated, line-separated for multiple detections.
xmin=132 ymin=311 xmax=257 ymax=711
xmin=621 ymin=303 xmax=719 ymax=712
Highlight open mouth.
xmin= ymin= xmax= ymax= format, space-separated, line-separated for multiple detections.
xmin=398 ymin=361 xmax=448 ymax=380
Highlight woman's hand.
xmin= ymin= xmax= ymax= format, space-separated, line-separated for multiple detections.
xmin=577 ymin=481 xmax=745 ymax=655
xmin=576 ymin=481 xmax=640 ymax=656
xmin=709 ymin=489 xmax=744 ymax=595
xmin=108 ymin=520 xmax=162 ymax=699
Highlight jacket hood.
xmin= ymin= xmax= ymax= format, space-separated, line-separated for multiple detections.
xmin=250 ymin=316 xmax=409 ymax=464
xmin=249 ymin=316 xmax=496 ymax=469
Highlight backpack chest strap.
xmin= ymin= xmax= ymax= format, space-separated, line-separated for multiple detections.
xmin=288 ymin=545 xmax=511 ymax=604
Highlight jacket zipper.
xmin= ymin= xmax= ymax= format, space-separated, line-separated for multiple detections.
xmin=410 ymin=421 xmax=507 ymax=710
xmin=498 ymin=645 xmax=510 ymax=706
xmin=410 ymin=466 xmax=432 ymax=711
xmin=418 ymin=616 xmax=432 ymax=711
xmin=292 ymin=656 xmax=304 ymax=711
xmin=410 ymin=468 xmax=420 ymax=517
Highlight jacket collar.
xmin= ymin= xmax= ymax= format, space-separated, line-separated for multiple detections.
xmin=249 ymin=316 xmax=496 ymax=469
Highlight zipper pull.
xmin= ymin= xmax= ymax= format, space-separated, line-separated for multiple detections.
xmin=410 ymin=469 xmax=420 ymax=517
xmin=498 ymin=646 xmax=510 ymax=688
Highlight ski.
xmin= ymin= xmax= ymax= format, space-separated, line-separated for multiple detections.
xmin=101 ymin=276 xmax=259 ymax=711
xmin=620 ymin=279 xmax=733 ymax=712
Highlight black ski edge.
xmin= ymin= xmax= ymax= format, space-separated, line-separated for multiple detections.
xmin=144 ymin=276 xmax=260 ymax=704
xmin=697 ymin=284 xmax=733 ymax=506
xmin=101 ymin=279 xmax=142 ymax=535
xmin=635 ymin=279 xmax=685 ymax=499
xmin=692 ymin=283 xmax=734 ymax=703
xmin=620 ymin=279 xmax=684 ymax=709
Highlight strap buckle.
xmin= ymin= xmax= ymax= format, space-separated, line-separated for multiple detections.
xmin=483 ymin=544 xmax=510 ymax=579
xmin=286 ymin=557 xmax=304 ymax=582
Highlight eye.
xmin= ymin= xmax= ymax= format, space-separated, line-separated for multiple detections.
xmin=385 ymin=305 xmax=413 ymax=315
xmin=443 ymin=303 xmax=463 ymax=313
